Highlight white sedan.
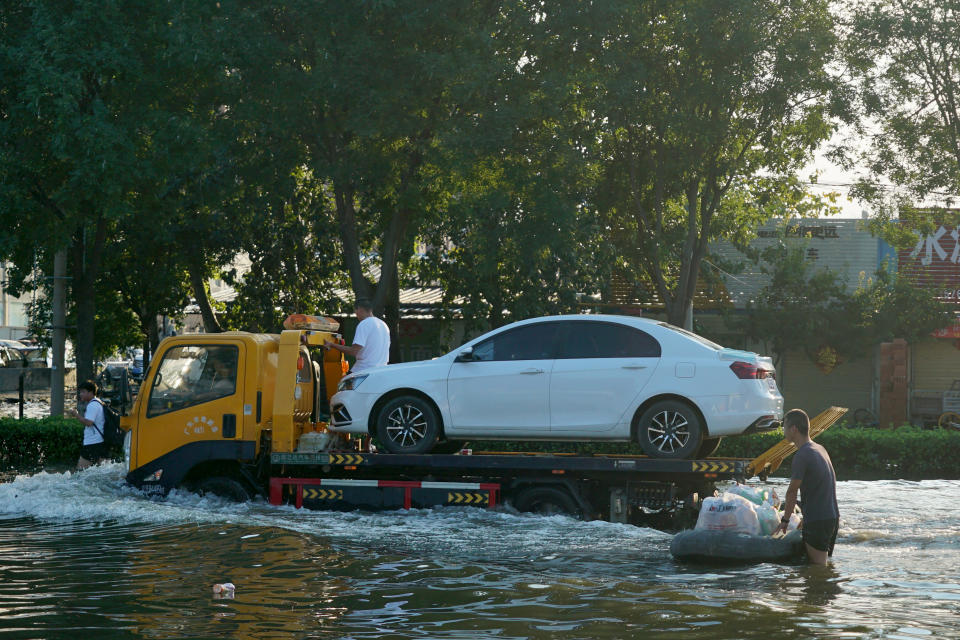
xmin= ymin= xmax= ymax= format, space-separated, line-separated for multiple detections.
xmin=327 ymin=315 xmax=783 ymax=459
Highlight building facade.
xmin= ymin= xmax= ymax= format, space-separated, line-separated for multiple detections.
xmin=712 ymin=217 xmax=960 ymax=426
xmin=0 ymin=262 xmax=31 ymax=341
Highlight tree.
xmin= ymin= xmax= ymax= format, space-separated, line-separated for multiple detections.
xmin=413 ymin=0 xmax=608 ymax=334
xmin=589 ymin=0 xmax=839 ymax=327
xmin=1 ymin=1 xmax=267 ymax=380
xmin=743 ymin=244 xmax=851 ymax=369
xmin=223 ymin=169 xmax=344 ymax=333
xmin=743 ymin=243 xmax=952 ymax=370
xmin=844 ymin=0 xmax=960 ymax=213
xmin=235 ymin=1 xmax=517 ymax=353
xmin=0 ymin=1 xmax=168 ymax=382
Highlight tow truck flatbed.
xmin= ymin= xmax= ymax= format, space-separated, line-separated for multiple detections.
xmin=268 ymin=451 xmax=748 ymax=526
xmin=266 ymin=407 xmax=848 ymax=527
xmin=271 ymin=451 xmax=747 ymax=478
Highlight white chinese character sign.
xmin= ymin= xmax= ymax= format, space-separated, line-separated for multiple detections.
xmin=899 ymin=224 xmax=960 ymax=304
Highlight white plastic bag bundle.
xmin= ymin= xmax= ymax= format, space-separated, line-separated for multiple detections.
xmin=726 ymin=483 xmax=778 ymax=507
xmin=755 ymin=503 xmax=781 ymax=536
xmin=694 ymin=493 xmax=761 ymax=535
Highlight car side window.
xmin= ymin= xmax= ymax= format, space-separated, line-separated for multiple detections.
xmin=147 ymin=344 xmax=239 ymax=417
xmin=471 ymin=323 xmax=561 ymax=361
xmin=557 ymin=321 xmax=661 ymax=359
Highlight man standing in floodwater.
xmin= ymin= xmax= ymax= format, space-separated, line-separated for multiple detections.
xmin=774 ymin=408 xmax=840 ymax=565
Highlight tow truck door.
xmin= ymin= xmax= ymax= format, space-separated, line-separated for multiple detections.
xmin=133 ymin=341 xmax=246 ymax=475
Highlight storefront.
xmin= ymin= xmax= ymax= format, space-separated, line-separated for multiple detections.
xmin=896 ymin=221 xmax=960 ymax=425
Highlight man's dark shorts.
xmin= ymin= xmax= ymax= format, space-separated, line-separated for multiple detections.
xmin=802 ymin=518 xmax=839 ymax=556
xmin=81 ymin=442 xmax=107 ymax=463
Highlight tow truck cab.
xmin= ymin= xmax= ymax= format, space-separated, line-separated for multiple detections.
xmin=123 ymin=317 xmax=347 ymax=498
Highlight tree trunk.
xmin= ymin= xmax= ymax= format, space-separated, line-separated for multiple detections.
xmin=333 ymin=184 xmax=372 ymax=304
xmin=50 ymin=248 xmax=67 ymax=416
xmin=147 ymin=318 xmax=161 ymax=373
xmin=384 ymin=274 xmax=401 ymax=364
xmin=188 ymin=257 xmax=222 ymax=333
xmin=70 ymin=216 xmax=108 ymax=386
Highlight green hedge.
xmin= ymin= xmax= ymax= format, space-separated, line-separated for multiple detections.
xmin=716 ymin=425 xmax=960 ymax=480
xmin=4 ymin=417 xmax=959 ymax=480
xmin=471 ymin=424 xmax=960 ymax=480
xmin=0 ymin=416 xmax=119 ymax=472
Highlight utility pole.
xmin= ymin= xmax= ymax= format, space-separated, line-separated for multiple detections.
xmin=50 ymin=249 xmax=67 ymax=416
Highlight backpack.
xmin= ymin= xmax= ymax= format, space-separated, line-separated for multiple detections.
xmin=93 ymin=398 xmax=125 ymax=448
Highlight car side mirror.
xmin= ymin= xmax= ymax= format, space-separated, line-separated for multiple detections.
xmin=455 ymin=347 xmax=475 ymax=363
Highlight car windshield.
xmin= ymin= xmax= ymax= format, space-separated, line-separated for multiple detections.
xmin=658 ymin=323 xmax=722 ymax=350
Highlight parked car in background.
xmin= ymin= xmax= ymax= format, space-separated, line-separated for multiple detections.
xmin=0 ymin=339 xmax=47 ymax=368
xmin=328 ymin=315 xmax=784 ymax=459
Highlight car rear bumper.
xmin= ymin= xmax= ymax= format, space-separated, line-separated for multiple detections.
xmin=741 ymin=415 xmax=782 ymax=434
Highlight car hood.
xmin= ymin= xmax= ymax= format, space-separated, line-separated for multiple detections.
xmin=347 ymin=358 xmax=449 ymax=383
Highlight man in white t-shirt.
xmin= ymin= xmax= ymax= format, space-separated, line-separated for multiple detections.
xmin=324 ymin=299 xmax=390 ymax=373
xmin=71 ymin=379 xmax=106 ymax=470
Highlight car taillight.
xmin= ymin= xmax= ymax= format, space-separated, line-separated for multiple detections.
xmin=730 ymin=361 xmax=774 ymax=379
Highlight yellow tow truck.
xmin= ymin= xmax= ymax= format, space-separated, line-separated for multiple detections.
xmin=123 ymin=313 xmax=847 ymax=527
xmin=124 ymin=314 xmax=348 ymax=499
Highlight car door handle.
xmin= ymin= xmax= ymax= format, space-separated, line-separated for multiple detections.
xmin=622 ymin=365 xmax=647 ymax=370
xmin=520 ymin=368 xmax=545 ymax=375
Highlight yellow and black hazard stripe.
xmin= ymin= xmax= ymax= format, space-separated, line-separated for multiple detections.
xmin=691 ymin=461 xmax=736 ymax=473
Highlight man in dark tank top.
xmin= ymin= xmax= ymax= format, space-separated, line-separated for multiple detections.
xmin=774 ymin=408 xmax=839 ymax=565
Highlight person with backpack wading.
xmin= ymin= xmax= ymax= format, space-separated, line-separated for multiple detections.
xmin=70 ymin=380 xmax=107 ymax=470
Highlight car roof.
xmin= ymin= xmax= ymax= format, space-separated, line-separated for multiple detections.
xmin=507 ymin=314 xmax=659 ymax=327
xmin=454 ymin=313 xmax=723 ymax=354
xmin=459 ymin=314 xmax=665 ymax=346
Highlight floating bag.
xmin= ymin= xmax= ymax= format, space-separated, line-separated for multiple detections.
xmin=694 ymin=493 xmax=761 ymax=536
xmin=755 ymin=503 xmax=781 ymax=536
xmin=726 ymin=483 xmax=772 ymax=506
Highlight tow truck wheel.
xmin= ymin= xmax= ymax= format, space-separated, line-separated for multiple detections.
xmin=636 ymin=400 xmax=703 ymax=459
xmin=375 ymin=395 xmax=441 ymax=454
xmin=514 ymin=486 xmax=583 ymax=519
xmin=195 ymin=476 xmax=250 ymax=502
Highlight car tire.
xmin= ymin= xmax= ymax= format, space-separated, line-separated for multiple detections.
xmin=636 ymin=400 xmax=704 ymax=459
xmin=696 ymin=437 xmax=722 ymax=458
xmin=195 ymin=476 xmax=250 ymax=502
xmin=375 ymin=395 xmax=441 ymax=454
xmin=431 ymin=439 xmax=466 ymax=454
xmin=513 ymin=486 xmax=583 ymax=518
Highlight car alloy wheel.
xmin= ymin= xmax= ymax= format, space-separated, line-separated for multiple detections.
xmin=637 ymin=400 xmax=703 ymax=459
xmin=376 ymin=395 xmax=440 ymax=454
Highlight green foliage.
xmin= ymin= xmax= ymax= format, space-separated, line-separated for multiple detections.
xmin=742 ymin=242 xmax=952 ymax=366
xmin=222 ymin=170 xmax=344 ymax=333
xmin=715 ymin=425 xmax=960 ymax=480
xmin=591 ymin=0 xmax=841 ymax=325
xmin=472 ymin=426 xmax=960 ymax=480
xmin=742 ymin=243 xmax=850 ymax=365
xmin=0 ymin=417 xmax=86 ymax=471
xmin=844 ymin=0 xmax=960 ymax=210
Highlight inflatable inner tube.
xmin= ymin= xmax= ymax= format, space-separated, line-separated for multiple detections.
xmin=670 ymin=529 xmax=805 ymax=564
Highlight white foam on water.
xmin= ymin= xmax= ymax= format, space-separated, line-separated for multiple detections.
xmin=0 ymin=463 xmax=666 ymax=562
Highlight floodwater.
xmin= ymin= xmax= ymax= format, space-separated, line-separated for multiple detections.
xmin=0 ymin=466 xmax=957 ymax=639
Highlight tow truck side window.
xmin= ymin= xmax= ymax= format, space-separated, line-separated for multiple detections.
xmin=146 ymin=345 xmax=239 ymax=417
